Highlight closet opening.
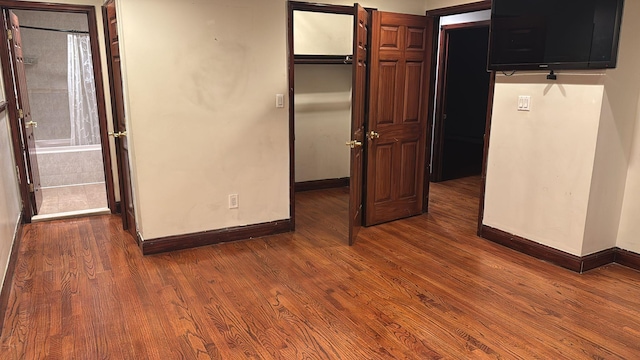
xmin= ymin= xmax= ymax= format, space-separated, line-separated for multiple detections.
xmin=288 ymin=2 xmax=356 ymax=244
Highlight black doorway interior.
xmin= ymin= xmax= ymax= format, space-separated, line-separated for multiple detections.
xmin=433 ymin=24 xmax=490 ymax=182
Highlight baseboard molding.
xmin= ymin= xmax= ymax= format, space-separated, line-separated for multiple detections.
xmin=0 ymin=211 xmax=24 ymax=334
xmin=481 ymin=226 xmax=586 ymax=272
xmin=480 ymin=225 xmax=635 ymax=273
xmin=615 ymin=249 xmax=640 ymax=272
xmin=295 ymin=177 xmax=349 ymax=192
xmin=581 ymin=248 xmax=618 ymax=272
xmin=142 ymin=219 xmax=292 ymax=255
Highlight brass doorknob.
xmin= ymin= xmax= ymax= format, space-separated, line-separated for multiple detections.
xmin=367 ymin=130 xmax=380 ymax=140
xmin=346 ymin=140 xmax=362 ymax=149
xmin=108 ymin=131 xmax=127 ymax=138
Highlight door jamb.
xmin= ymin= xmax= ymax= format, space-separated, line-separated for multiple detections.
xmin=0 ymin=0 xmax=116 ymax=221
xmin=477 ymin=70 xmax=496 ymax=235
xmin=287 ymin=1 xmax=356 ymax=231
xmin=424 ymin=1 xmax=493 ymax=228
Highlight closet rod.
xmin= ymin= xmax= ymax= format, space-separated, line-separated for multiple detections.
xmin=20 ymin=25 xmax=88 ymax=34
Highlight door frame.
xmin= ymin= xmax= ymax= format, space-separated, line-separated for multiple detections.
xmin=431 ymin=20 xmax=490 ymax=182
xmin=287 ymin=1 xmax=358 ymax=231
xmin=0 ymin=0 xmax=116 ymax=222
xmin=349 ymin=4 xmax=369 ymax=245
xmin=425 ymin=0 xmax=493 ymax=232
xmin=102 ymin=0 xmax=137 ymax=240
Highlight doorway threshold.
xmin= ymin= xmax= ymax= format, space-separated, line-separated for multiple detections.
xmin=31 ymin=207 xmax=111 ymax=223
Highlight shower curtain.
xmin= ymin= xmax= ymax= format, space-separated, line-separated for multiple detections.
xmin=68 ymin=34 xmax=100 ymax=146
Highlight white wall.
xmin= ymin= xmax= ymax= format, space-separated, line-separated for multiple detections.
xmin=426 ymin=0 xmax=485 ymax=11
xmin=612 ymin=0 xmax=640 ymax=254
xmin=0 ymin=75 xmax=22 ymax=293
xmin=583 ymin=0 xmax=640 ymax=255
xmin=294 ymin=11 xmax=352 ymax=55
xmin=439 ymin=9 xmax=489 ymax=26
xmin=322 ymin=0 xmax=429 ymax=15
xmin=617 ymin=101 xmax=640 ymax=253
xmin=117 ymin=0 xmax=290 ymax=240
xmin=483 ymin=73 xmax=604 ymax=255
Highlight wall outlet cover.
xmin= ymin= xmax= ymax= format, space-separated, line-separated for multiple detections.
xmin=229 ymin=194 xmax=239 ymax=209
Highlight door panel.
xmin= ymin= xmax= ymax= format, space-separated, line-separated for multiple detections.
xmin=7 ymin=10 xmax=42 ymax=216
xmin=380 ymin=26 xmax=400 ymax=49
xmin=104 ymin=0 xmax=136 ymax=239
xmin=407 ymin=27 xmax=425 ymax=50
xmin=366 ymin=12 xmax=433 ymax=226
xmin=374 ymin=144 xmax=393 ymax=201
xmin=376 ymin=62 xmax=398 ymax=125
xmin=404 ymin=62 xmax=423 ymax=122
xmin=400 ymin=141 xmax=418 ymax=198
xmin=348 ymin=3 xmax=368 ymax=245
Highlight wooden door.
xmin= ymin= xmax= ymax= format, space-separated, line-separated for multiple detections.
xmin=103 ymin=0 xmax=136 ymax=238
xmin=7 ymin=10 xmax=42 ymax=216
xmin=365 ymin=12 xmax=433 ymax=226
xmin=348 ymin=4 xmax=368 ymax=245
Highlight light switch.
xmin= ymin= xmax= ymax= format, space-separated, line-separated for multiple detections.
xmin=518 ymin=95 xmax=531 ymax=111
xmin=276 ymin=94 xmax=285 ymax=108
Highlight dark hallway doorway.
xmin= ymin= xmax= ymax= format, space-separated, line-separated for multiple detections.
xmin=432 ymin=23 xmax=490 ymax=182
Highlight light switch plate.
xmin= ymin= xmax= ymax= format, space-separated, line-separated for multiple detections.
xmin=276 ymin=94 xmax=284 ymax=108
xmin=518 ymin=96 xmax=531 ymax=111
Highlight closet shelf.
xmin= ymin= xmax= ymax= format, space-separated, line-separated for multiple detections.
xmin=294 ymin=54 xmax=352 ymax=65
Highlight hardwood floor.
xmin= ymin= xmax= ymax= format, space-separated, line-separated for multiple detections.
xmin=2 ymin=176 xmax=640 ymax=359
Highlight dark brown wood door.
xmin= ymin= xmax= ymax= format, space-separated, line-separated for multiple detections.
xmin=365 ymin=12 xmax=433 ymax=226
xmin=7 ymin=10 xmax=42 ymax=216
xmin=348 ymin=4 xmax=369 ymax=245
xmin=104 ymin=0 xmax=135 ymax=238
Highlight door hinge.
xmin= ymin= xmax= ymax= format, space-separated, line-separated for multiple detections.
xmin=7 ymin=29 xmax=12 ymax=41
xmin=28 ymin=183 xmax=34 ymax=192
xmin=16 ymin=166 xmax=21 ymax=184
xmin=18 ymin=108 xmax=24 ymax=119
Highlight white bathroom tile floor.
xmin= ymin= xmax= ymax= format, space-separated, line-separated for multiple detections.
xmin=38 ymin=183 xmax=108 ymax=215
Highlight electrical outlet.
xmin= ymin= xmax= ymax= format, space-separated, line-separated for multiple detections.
xmin=229 ymin=194 xmax=239 ymax=209
xmin=276 ymin=94 xmax=284 ymax=108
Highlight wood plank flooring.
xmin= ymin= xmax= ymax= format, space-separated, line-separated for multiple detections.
xmin=2 ymin=176 xmax=640 ymax=359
